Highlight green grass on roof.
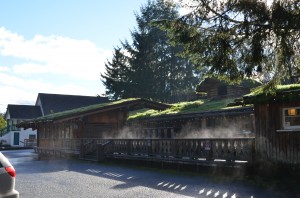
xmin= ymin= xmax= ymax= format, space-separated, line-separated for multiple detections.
xmin=37 ymin=98 xmax=140 ymax=121
xmin=246 ymin=84 xmax=300 ymax=97
xmin=128 ymin=99 xmax=238 ymax=120
xmin=243 ymin=84 xmax=300 ymax=104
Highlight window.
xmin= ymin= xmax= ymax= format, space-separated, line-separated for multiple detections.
xmin=282 ymin=107 xmax=300 ymax=129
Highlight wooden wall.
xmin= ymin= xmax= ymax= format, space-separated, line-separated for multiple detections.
xmin=84 ymin=110 xmax=127 ymax=138
xmin=207 ymin=87 xmax=218 ymax=98
xmin=207 ymin=86 xmax=250 ymax=99
xmin=38 ymin=122 xmax=80 ymax=149
xmin=128 ymin=111 xmax=254 ymax=139
xmin=254 ymin=102 xmax=300 ymax=164
xmin=227 ymin=86 xmax=250 ymax=98
xmin=37 ymin=110 xmax=129 ymax=149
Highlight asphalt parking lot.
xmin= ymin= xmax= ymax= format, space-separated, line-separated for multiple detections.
xmin=1 ymin=149 xmax=296 ymax=198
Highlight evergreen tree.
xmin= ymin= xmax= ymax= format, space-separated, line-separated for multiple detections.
xmin=156 ymin=0 xmax=300 ymax=89
xmin=101 ymin=47 xmax=132 ymax=100
xmin=101 ymin=0 xmax=199 ymax=101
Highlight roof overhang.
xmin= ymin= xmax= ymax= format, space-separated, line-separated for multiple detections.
xmin=244 ymin=88 xmax=300 ymax=105
xmin=17 ymin=98 xmax=170 ymax=129
xmin=128 ymin=106 xmax=254 ymax=123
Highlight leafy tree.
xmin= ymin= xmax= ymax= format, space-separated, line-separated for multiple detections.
xmin=101 ymin=0 xmax=199 ymax=101
xmin=0 ymin=113 xmax=6 ymax=129
xmin=156 ymin=0 xmax=300 ymax=89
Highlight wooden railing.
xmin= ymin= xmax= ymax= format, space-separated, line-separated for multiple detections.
xmin=22 ymin=139 xmax=37 ymax=147
xmin=80 ymin=138 xmax=110 ymax=158
xmin=36 ymin=138 xmax=255 ymax=164
xmin=62 ymin=139 xmax=81 ymax=150
xmin=101 ymin=138 xmax=255 ymax=163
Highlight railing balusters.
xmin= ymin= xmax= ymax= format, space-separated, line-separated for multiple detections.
xmin=79 ymin=138 xmax=255 ymax=163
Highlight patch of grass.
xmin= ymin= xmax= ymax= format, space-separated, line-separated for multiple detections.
xmin=246 ymin=84 xmax=300 ymax=97
xmin=128 ymin=99 xmax=237 ymax=120
xmin=244 ymin=84 xmax=300 ymax=104
xmin=35 ymin=98 xmax=141 ymax=121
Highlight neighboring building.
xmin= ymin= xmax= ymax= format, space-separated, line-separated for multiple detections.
xmin=196 ymin=78 xmax=261 ymax=99
xmin=3 ymin=105 xmax=42 ymax=147
xmin=36 ymin=93 xmax=109 ymax=116
xmin=2 ymin=93 xmax=109 ymax=147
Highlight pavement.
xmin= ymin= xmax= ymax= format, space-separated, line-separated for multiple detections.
xmin=1 ymin=149 xmax=298 ymax=197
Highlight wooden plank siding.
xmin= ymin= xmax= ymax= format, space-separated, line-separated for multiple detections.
xmin=207 ymin=87 xmax=218 ymax=98
xmin=227 ymin=86 xmax=250 ymax=98
xmin=206 ymin=86 xmax=250 ymax=99
xmin=128 ymin=108 xmax=255 ymax=140
xmin=197 ymin=78 xmax=260 ymax=99
xmin=38 ymin=122 xmax=80 ymax=149
xmin=254 ymin=102 xmax=300 ymax=164
xmin=36 ymin=109 xmax=128 ymax=151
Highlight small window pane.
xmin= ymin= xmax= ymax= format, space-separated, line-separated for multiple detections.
xmin=283 ymin=107 xmax=300 ymax=129
xmin=285 ymin=117 xmax=300 ymax=126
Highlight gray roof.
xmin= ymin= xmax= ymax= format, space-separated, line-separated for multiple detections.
xmin=6 ymin=105 xmax=42 ymax=119
xmin=37 ymin=93 xmax=109 ymax=115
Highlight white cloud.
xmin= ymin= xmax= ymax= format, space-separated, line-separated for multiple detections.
xmin=0 ymin=72 xmax=102 ymax=113
xmin=0 ymin=27 xmax=112 ymax=81
xmin=0 ymin=27 xmax=112 ymax=113
xmin=13 ymin=62 xmax=49 ymax=75
xmin=0 ymin=66 xmax=10 ymax=72
xmin=0 ymin=72 xmax=54 ymax=91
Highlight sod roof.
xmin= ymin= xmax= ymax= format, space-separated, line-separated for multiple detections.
xmin=128 ymin=98 xmax=249 ymax=121
xmin=17 ymin=98 xmax=170 ymax=127
xmin=243 ymin=84 xmax=300 ymax=104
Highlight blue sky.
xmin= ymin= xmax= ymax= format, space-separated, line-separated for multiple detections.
xmin=0 ymin=0 xmax=149 ymax=113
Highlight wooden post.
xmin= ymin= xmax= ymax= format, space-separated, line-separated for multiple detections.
xmin=127 ymin=139 xmax=132 ymax=155
xmin=80 ymin=139 xmax=85 ymax=159
xmin=147 ymin=139 xmax=152 ymax=156
xmin=97 ymin=143 xmax=105 ymax=162
xmin=204 ymin=139 xmax=213 ymax=161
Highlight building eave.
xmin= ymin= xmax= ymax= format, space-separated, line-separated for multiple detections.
xmin=17 ymin=98 xmax=170 ymax=128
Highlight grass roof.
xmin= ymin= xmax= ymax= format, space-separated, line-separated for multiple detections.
xmin=128 ymin=98 xmax=241 ymax=120
xmin=24 ymin=97 xmax=246 ymax=123
xmin=244 ymin=84 xmax=300 ymax=104
xmin=34 ymin=98 xmax=140 ymax=121
xmin=246 ymin=84 xmax=300 ymax=96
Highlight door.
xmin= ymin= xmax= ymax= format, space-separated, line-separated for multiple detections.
xmin=13 ymin=132 xmax=20 ymax=145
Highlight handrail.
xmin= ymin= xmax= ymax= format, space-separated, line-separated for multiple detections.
xmin=99 ymin=138 xmax=255 ymax=163
xmin=22 ymin=139 xmax=37 ymax=147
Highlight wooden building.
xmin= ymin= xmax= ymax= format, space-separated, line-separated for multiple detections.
xmin=244 ymin=85 xmax=300 ymax=164
xmin=127 ymin=107 xmax=255 ymax=139
xmin=196 ymin=78 xmax=261 ymax=99
xmin=18 ymin=99 xmax=170 ymax=155
xmin=16 ymin=86 xmax=300 ymax=166
xmin=17 ymin=97 xmax=258 ymax=164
